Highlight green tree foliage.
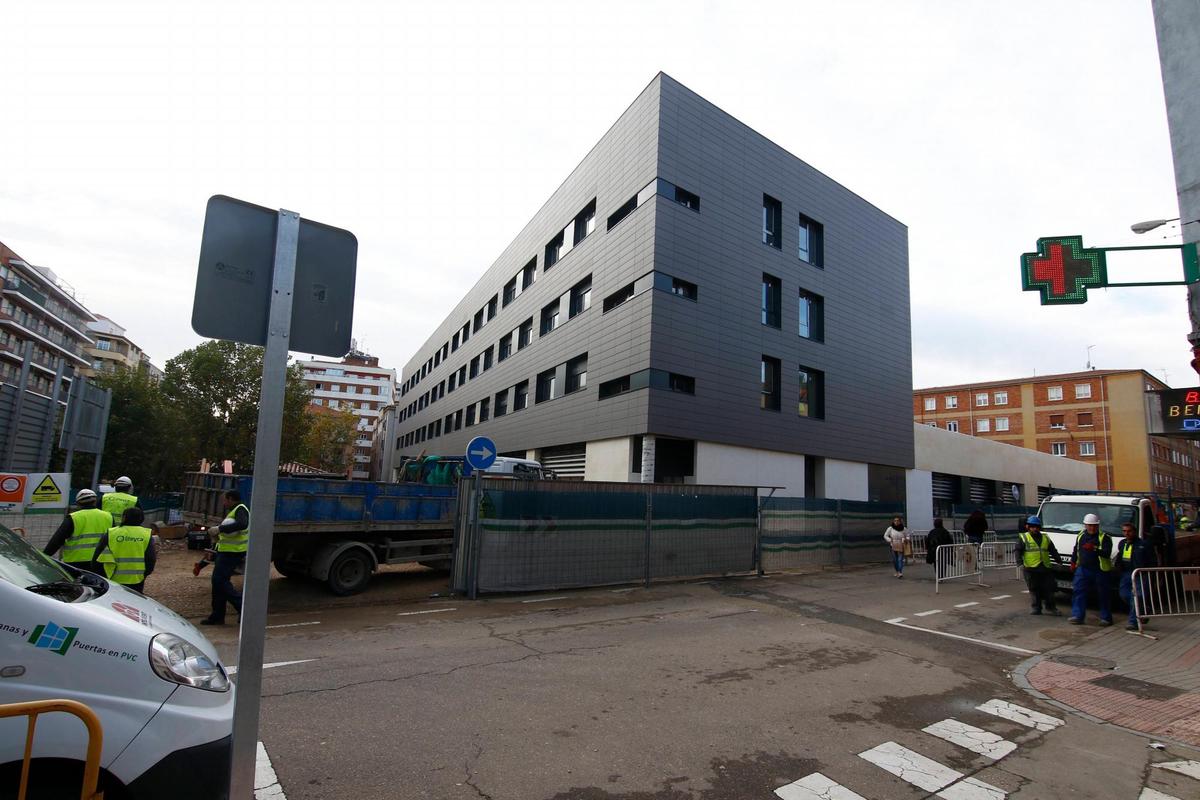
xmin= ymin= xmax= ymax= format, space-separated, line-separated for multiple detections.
xmin=299 ymin=408 xmax=360 ymax=474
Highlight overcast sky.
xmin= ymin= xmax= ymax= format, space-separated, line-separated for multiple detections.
xmin=0 ymin=1 xmax=1189 ymax=389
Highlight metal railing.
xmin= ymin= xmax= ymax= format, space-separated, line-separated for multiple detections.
xmin=0 ymin=698 xmax=104 ymax=799
xmin=934 ymin=542 xmax=1022 ymax=593
xmin=1132 ymin=566 xmax=1200 ymax=637
xmin=909 ymin=530 xmax=999 ymax=562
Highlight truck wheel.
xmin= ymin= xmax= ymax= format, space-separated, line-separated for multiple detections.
xmin=327 ymin=549 xmax=373 ymax=596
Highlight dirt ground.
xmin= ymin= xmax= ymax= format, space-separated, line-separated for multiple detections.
xmin=145 ymin=538 xmax=453 ymax=620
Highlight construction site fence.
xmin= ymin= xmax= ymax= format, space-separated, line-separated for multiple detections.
xmin=934 ymin=542 xmax=1023 ymax=593
xmin=1132 ymin=567 xmax=1200 ymax=636
xmin=453 ymin=480 xmax=759 ymax=595
xmin=758 ymin=497 xmax=906 ymax=571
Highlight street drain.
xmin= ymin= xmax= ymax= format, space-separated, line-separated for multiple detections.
xmin=1048 ymin=654 xmax=1116 ymax=670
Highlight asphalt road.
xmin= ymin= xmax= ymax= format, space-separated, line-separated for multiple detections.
xmin=203 ymin=567 xmax=1200 ymax=799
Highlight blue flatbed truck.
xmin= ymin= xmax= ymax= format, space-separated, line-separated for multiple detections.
xmin=182 ymin=469 xmax=461 ymax=595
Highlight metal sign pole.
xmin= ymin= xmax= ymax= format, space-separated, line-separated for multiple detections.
xmin=228 ymin=209 xmax=300 ymax=799
xmin=468 ymin=469 xmax=482 ymax=600
xmin=88 ymin=390 xmax=112 ymax=491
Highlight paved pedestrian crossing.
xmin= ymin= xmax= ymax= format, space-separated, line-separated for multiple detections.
xmin=772 ymin=700 xmax=1200 ymax=800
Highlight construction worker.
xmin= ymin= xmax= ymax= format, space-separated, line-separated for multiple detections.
xmin=1069 ymin=512 xmax=1114 ymax=626
xmin=1014 ymin=515 xmax=1062 ymax=616
xmin=200 ymin=489 xmax=250 ymax=626
xmin=43 ymin=489 xmax=114 ymax=572
xmin=93 ymin=506 xmax=156 ymax=594
xmin=102 ymin=476 xmax=139 ymax=518
xmin=1113 ymin=521 xmax=1156 ymax=632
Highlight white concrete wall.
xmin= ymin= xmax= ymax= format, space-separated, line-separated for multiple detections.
xmin=906 ymin=470 xmax=934 ymax=529
xmin=694 ymin=441 xmax=805 ymax=496
xmin=585 ymin=437 xmax=633 ymax=482
xmin=823 ymin=459 xmax=869 ymax=500
xmin=914 ymin=422 xmax=1097 ymax=503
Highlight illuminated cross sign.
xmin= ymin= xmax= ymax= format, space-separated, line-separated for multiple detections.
xmin=1020 ymin=235 xmax=1108 ymax=305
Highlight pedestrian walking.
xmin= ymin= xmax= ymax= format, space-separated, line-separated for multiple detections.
xmin=963 ymin=508 xmax=988 ymax=547
xmin=101 ymin=475 xmax=140 ymax=519
xmin=42 ymin=488 xmax=114 ymax=572
xmin=1113 ymin=521 xmax=1156 ymax=631
xmin=926 ymin=517 xmax=953 ymax=578
xmin=1014 ymin=515 xmax=1061 ymax=615
xmin=884 ymin=516 xmax=908 ymax=578
xmin=200 ymin=490 xmax=250 ymax=626
xmin=1069 ymin=513 xmax=1114 ymax=626
xmin=93 ymin=506 xmax=156 ymax=594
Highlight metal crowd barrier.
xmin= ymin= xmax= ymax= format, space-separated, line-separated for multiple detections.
xmin=1132 ymin=566 xmax=1200 ymax=637
xmin=0 ymin=698 xmax=104 ymax=799
xmin=909 ymin=531 xmax=997 ymax=562
xmin=934 ymin=541 xmax=1021 ymax=593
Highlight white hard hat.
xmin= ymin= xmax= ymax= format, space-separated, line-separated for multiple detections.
xmin=115 ymin=476 xmax=132 ymax=488
xmin=76 ymin=488 xmax=97 ymax=504
xmin=1083 ymin=513 xmax=1101 ymax=525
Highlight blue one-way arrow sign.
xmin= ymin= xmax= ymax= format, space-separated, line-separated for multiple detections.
xmin=465 ymin=436 xmax=497 ymax=471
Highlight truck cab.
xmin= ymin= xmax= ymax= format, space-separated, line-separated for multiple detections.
xmin=1035 ymin=493 xmax=1167 ymax=589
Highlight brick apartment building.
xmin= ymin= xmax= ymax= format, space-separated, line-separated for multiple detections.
xmin=914 ymin=369 xmax=1200 ymax=495
xmin=299 ymin=349 xmax=397 ymax=480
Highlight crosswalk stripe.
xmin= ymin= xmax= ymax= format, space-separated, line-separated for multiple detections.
xmin=954 ymin=602 xmax=980 ymax=608
xmin=858 ymin=741 xmax=962 ymax=792
xmin=914 ymin=609 xmax=943 ymax=617
xmin=775 ymin=773 xmax=867 ymax=800
xmin=923 ymin=718 xmax=1017 ymax=760
xmin=976 ymin=699 xmax=1062 ymax=732
xmin=1153 ymin=760 xmax=1200 ymax=780
xmin=938 ymin=776 xmax=1007 ymax=799
xmin=1139 ymin=789 xmax=1183 ymax=800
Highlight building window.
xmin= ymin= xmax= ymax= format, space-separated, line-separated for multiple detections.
xmin=797 ymin=213 xmax=824 ymax=266
xmin=573 ymin=199 xmax=596 ymax=244
xmin=458 ymin=365 xmax=467 ymax=386
xmin=545 ymin=230 xmax=565 ymax=269
xmin=761 ymin=356 xmax=781 ymax=411
xmin=975 ymin=392 xmax=988 ymax=407
xmin=566 ymin=354 xmax=588 ymax=394
xmin=763 ymin=194 xmax=782 ymax=249
xmin=1079 ymin=441 xmax=1096 ymax=457
xmin=540 ymin=299 xmax=561 ymax=336
xmin=603 ymin=282 xmax=636 ymax=312
xmin=461 ymin=323 xmax=470 ymax=345
xmin=495 ymin=389 xmax=509 ymax=417
xmin=945 ymin=395 xmax=958 ymax=409
xmin=486 ymin=295 xmax=498 ymax=322
xmin=798 ymin=289 xmax=824 ymax=341
xmin=668 ymin=373 xmax=695 ymax=394
xmin=445 ymin=413 xmax=454 ymax=431
xmin=946 ymin=420 xmax=959 ymax=432
xmin=797 ymin=365 xmax=824 ymax=418
xmin=977 ymin=418 xmax=990 ymax=432
xmin=762 ymin=273 xmax=782 ymax=328
xmin=479 ymin=397 xmax=490 ymax=422
xmin=503 ymin=276 xmax=518 ymax=307
xmin=923 ymin=397 xmax=936 ymax=412
xmin=994 ymin=390 xmax=1008 ymax=405
xmin=536 ymin=368 xmax=558 ymax=403
xmin=454 ymin=409 xmax=463 ymax=430
xmin=671 ymin=277 xmax=698 ymax=300
xmin=926 ymin=421 xmax=937 ymax=428
xmin=482 ymin=346 xmax=494 ymax=372
xmin=513 ymin=380 xmax=529 ymax=411
xmin=995 ymin=417 xmax=1010 ymax=431
xmin=1047 ymin=385 xmax=1063 ymax=401
xmin=1077 ymin=411 xmax=1093 ymax=426
xmin=607 ymin=196 xmax=638 ymax=230
xmin=466 ymin=405 xmax=476 ymax=427
xmin=498 ymin=333 xmax=513 ymax=362
xmin=1051 ymin=442 xmax=1067 ymax=456
xmin=521 ymin=258 xmax=537 ymax=290
xmin=518 ymin=318 xmax=533 ymax=349
xmin=569 ymin=275 xmax=592 ymax=318
xmin=470 ymin=355 xmax=480 ymax=379
xmin=473 ymin=308 xmax=484 ymax=333
xmin=1049 ymin=414 xmax=1065 ymax=429
xmin=1075 ymin=383 xmax=1092 ymax=399
xmin=598 ymin=374 xmax=631 ymax=399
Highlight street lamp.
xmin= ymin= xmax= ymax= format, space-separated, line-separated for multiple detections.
xmin=1131 ymin=218 xmax=1179 ymax=234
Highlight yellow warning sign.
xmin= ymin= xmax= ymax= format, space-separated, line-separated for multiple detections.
xmin=30 ymin=474 xmax=62 ymax=504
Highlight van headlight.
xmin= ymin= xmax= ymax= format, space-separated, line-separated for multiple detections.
xmin=149 ymin=634 xmax=230 ymax=692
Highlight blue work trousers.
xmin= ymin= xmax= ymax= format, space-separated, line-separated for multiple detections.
xmin=1071 ymin=566 xmax=1111 ymax=623
xmin=210 ymin=552 xmax=245 ymax=622
xmin=1118 ymin=573 xmax=1144 ymax=628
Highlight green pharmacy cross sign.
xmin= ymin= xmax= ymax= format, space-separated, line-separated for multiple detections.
xmin=1021 ymin=235 xmax=1200 ymax=305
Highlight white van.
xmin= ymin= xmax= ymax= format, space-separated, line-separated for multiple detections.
xmin=0 ymin=524 xmax=234 ymax=799
xmin=484 ymin=456 xmax=553 ymax=480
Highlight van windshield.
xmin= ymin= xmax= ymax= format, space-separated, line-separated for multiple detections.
xmin=0 ymin=524 xmax=76 ymax=589
xmin=1039 ymin=502 xmax=1136 ymax=534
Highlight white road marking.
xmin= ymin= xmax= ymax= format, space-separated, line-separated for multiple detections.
xmin=610 ymin=587 xmax=637 ymax=593
xmin=954 ymin=602 xmax=980 ymax=608
xmin=884 ymin=617 xmax=907 ymax=624
xmin=883 ymin=620 xmax=1040 ymax=656
xmin=914 ymin=609 xmax=943 ymax=617
xmin=521 ymin=595 xmax=569 ymax=603
xmin=938 ymin=776 xmax=1007 ymax=799
xmin=266 ymin=621 xmax=321 ymax=629
xmin=976 ymin=699 xmax=1063 ymax=732
xmin=923 ymin=718 xmax=1017 ymax=760
xmin=227 ymin=659 xmax=314 ymax=676
xmin=255 ymin=740 xmax=286 ymax=799
xmin=1153 ymin=760 xmax=1200 ymax=780
xmin=990 ymin=594 xmax=1012 ymax=600
xmin=1140 ymin=789 xmax=1183 ymax=800
xmin=858 ymin=741 xmax=962 ymax=792
xmin=396 ymin=607 xmax=457 ymax=616
xmin=775 ymin=772 xmax=867 ymax=800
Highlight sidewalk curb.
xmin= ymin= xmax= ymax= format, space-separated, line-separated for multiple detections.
xmin=1012 ymin=652 xmax=1200 ymax=753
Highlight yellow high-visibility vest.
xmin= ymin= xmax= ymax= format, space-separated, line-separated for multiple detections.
xmin=217 ymin=503 xmax=250 ymax=553
xmin=61 ymin=508 xmax=115 ymax=564
xmin=96 ymin=525 xmax=152 ymax=584
xmin=1020 ymin=530 xmax=1052 ymax=569
xmin=101 ymin=491 xmax=138 ymax=519
xmin=1076 ymin=531 xmax=1112 ymax=572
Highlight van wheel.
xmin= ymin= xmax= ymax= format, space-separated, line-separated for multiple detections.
xmin=327 ymin=549 xmax=372 ymax=596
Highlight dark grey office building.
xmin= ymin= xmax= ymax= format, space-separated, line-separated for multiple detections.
xmin=396 ymin=74 xmax=913 ymax=499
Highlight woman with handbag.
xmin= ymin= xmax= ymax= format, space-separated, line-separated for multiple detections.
xmin=884 ymin=515 xmax=909 ymax=578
